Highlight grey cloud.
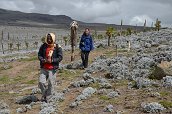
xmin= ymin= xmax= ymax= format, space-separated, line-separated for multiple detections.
xmin=0 ymin=0 xmax=171 ymax=27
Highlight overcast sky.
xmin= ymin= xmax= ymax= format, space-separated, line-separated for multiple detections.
xmin=0 ymin=0 xmax=171 ymax=27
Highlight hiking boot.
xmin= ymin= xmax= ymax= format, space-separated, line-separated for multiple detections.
xmin=80 ymin=66 xmax=85 ymax=70
xmin=41 ymin=96 xmax=47 ymax=103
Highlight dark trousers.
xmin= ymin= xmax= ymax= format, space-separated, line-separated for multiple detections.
xmin=81 ymin=51 xmax=90 ymax=68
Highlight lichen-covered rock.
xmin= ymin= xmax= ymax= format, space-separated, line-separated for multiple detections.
xmin=69 ymin=101 xmax=82 ymax=108
xmin=16 ymin=102 xmax=36 ymax=113
xmin=39 ymin=92 xmax=64 ymax=114
xmin=47 ymin=92 xmax=64 ymax=103
xmin=135 ymin=77 xmax=152 ymax=89
xmin=93 ymin=55 xmax=107 ymax=62
xmin=134 ymin=56 xmax=155 ymax=69
xmin=0 ymin=109 xmax=10 ymax=114
xmin=70 ymin=87 xmax=96 ymax=108
xmin=149 ymin=92 xmax=161 ymax=98
xmin=70 ymin=79 xmax=94 ymax=88
xmin=100 ymin=82 xmax=112 ymax=89
xmin=107 ymin=62 xmax=130 ymax=80
xmin=103 ymin=104 xmax=114 ymax=112
xmin=0 ymin=101 xmax=10 ymax=114
xmin=39 ymin=102 xmax=56 ymax=114
xmin=69 ymin=101 xmax=79 ymax=108
xmin=25 ymin=104 xmax=32 ymax=110
xmin=145 ymin=43 xmax=152 ymax=48
xmin=16 ymin=108 xmax=24 ymax=113
xmin=162 ymin=76 xmax=172 ymax=87
xmin=141 ymin=102 xmax=166 ymax=113
xmin=76 ymin=87 xmax=96 ymax=101
xmin=86 ymin=54 xmax=156 ymax=80
xmin=96 ymin=78 xmax=108 ymax=83
xmin=107 ymin=91 xmax=119 ymax=98
xmin=62 ymin=88 xmax=70 ymax=94
xmin=0 ymin=101 xmax=9 ymax=109
xmin=97 ymin=89 xmax=108 ymax=95
xmin=130 ymin=69 xmax=149 ymax=80
xmin=82 ymin=73 xmax=94 ymax=81
xmin=96 ymin=43 xmax=108 ymax=48
xmin=16 ymin=107 xmax=27 ymax=113
xmin=32 ymin=88 xmax=41 ymax=94
xmin=153 ymin=52 xmax=172 ymax=63
xmin=85 ymin=59 xmax=108 ymax=73
xmin=65 ymin=60 xmax=82 ymax=69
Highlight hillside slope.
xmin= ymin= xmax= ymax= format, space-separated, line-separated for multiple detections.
xmin=0 ymin=8 xmax=144 ymax=30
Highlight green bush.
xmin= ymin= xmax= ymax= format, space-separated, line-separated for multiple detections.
xmin=160 ymin=101 xmax=172 ymax=108
xmin=149 ymin=66 xmax=166 ymax=80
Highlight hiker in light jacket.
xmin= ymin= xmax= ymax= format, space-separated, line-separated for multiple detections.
xmin=38 ymin=33 xmax=63 ymax=102
xmin=79 ymin=28 xmax=94 ymax=68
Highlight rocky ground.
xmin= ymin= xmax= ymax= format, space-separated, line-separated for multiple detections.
xmin=0 ymin=29 xmax=172 ymax=114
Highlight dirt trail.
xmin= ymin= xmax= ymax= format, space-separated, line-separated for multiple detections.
xmin=0 ymin=47 xmax=115 ymax=113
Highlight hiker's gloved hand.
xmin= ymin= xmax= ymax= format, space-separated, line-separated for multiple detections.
xmin=42 ymin=59 xmax=47 ymax=63
xmin=47 ymin=57 xmax=52 ymax=63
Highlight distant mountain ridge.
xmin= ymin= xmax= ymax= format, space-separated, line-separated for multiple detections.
xmin=0 ymin=8 xmax=144 ymax=30
xmin=0 ymin=8 xmax=76 ymax=27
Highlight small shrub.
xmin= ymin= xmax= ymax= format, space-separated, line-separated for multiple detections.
xmin=149 ymin=66 xmax=166 ymax=80
xmin=160 ymin=91 xmax=170 ymax=97
xmin=160 ymin=101 xmax=172 ymax=108
xmin=99 ymin=95 xmax=109 ymax=101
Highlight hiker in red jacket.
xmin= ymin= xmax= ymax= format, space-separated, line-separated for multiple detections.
xmin=38 ymin=33 xmax=63 ymax=102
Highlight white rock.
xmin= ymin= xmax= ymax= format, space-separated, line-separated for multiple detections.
xmin=141 ymin=102 xmax=166 ymax=113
